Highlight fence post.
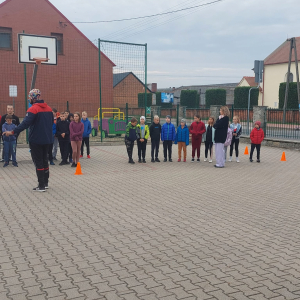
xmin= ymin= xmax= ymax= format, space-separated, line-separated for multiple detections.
xmin=98 ymin=39 xmax=103 ymax=142
xmin=210 ymin=105 xmax=221 ymax=123
xmin=67 ymin=101 xmax=69 ymax=111
xmin=144 ymin=43 xmax=147 ymax=118
xmin=125 ymin=103 xmax=128 ymax=124
xmin=176 ymin=104 xmax=179 ymax=127
xmin=231 ymin=105 xmax=234 ymax=121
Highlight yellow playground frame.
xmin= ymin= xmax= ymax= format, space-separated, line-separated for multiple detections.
xmin=93 ymin=108 xmax=125 ymax=121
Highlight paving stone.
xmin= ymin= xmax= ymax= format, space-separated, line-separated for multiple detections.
xmin=0 ymin=145 xmax=300 ymax=300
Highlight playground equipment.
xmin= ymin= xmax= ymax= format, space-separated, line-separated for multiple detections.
xmin=93 ymin=108 xmax=127 ymax=138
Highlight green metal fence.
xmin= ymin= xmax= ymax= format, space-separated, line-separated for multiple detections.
xmin=267 ymin=109 xmax=300 ymax=139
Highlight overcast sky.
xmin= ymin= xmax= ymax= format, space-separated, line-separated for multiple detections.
xmin=3 ymin=0 xmax=299 ymax=88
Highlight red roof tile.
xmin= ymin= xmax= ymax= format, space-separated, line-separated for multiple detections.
xmin=264 ymin=37 xmax=300 ymax=65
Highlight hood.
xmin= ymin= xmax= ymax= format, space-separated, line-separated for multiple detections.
xmin=34 ymin=100 xmax=47 ymax=108
xmin=81 ymin=118 xmax=89 ymax=123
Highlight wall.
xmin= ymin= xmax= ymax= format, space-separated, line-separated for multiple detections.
xmin=113 ymin=73 xmax=150 ymax=108
xmin=0 ymin=0 xmax=114 ymax=118
xmin=263 ymin=63 xmax=299 ymax=108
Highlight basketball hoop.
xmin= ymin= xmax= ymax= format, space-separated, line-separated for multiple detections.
xmin=33 ymin=57 xmax=50 ymax=65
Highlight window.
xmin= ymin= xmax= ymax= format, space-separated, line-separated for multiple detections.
xmin=0 ymin=27 xmax=12 ymax=50
xmin=285 ymin=72 xmax=293 ymax=82
xmin=51 ymin=33 xmax=63 ymax=55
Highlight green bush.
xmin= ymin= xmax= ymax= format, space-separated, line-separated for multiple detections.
xmin=180 ymin=90 xmax=199 ymax=108
xmin=205 ymin=89 xmax=226 ymax=108
xmin=138 ymin=93 xmax=152 ymax=108
xmin=234 ymin=87 xmax=258 ymax=108
xmin=279 ymin=82 xmax=299 ymax=109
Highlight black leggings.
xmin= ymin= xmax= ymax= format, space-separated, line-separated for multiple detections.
xmin=205 ymin=141 xmax=213 ymax=158
xmin=230 ymin=137 xmax=240 ymax=157
xmin=250 ymin=143 xmax=261 ymax=160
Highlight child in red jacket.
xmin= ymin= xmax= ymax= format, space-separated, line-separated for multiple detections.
xmin=250 ymin=121 xmax=264 ymax=163
xmin=189 ymin=115 xmax=206 ymax=162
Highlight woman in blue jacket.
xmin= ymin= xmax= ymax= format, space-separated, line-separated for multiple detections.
xmin=175 ymin=119 xmax=189 ymax=162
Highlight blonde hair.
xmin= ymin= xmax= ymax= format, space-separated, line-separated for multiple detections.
xmin=220 ymin=106 xmax=230 ymax=117
xmin=153 ymin=115 xmax=159 ymax=120
xmin=233 ymin=115 xmax=240 ymax=123
xmin=82 ymin=111 xmax=87 ymax=116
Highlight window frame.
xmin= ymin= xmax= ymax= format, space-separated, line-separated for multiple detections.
xmin=51 ymin=32 xmax=63 ymax=55
xmin=0 ymin=27 xmax=13 ymax=51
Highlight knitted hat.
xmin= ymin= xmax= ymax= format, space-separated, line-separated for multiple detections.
xmin=255 ymin=121 xmax=261 ymax=127
xmin=181 ymin=119 xmax=186 ymax=124
xmin=140 ymin=116 xmax=146 ymax=121
xmin=166 ymin=115 xmax=171 ymax=119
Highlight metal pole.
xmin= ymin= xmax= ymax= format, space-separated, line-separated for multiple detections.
xmin=126 ymin=103 xmax=128 ymax=124
xmin=67 ymin=101 xmax=69 ymax=111
xmin=283 ymin=39 xmax=293 ymax=122
xmin=98 ymin=39 xmax=103 ymax=142
xmin=144 ymin=43 xmax=147 ymax=118
xmin=13 ymin=97 xmax=15 ymax=110
xmin=30 ymin=64 xmax=39 ymax=90
xmin=24 ymin=60 xmax=28 ymax=143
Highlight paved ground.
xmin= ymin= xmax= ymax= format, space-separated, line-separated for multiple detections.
xmin=1 ymin=143 xmax=300 ymax=300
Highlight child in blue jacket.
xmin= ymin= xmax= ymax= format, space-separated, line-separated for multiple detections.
xmin=161 ymin=115 xmax=176 ymax=162
xmin=175 ymin=119 xmax=189 ymax=162
xmin=80 ymin=111 xmax=92 ymax=158
xmin=2 ymin=115 xmax=18 ymax=167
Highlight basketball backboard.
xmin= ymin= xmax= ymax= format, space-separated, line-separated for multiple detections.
xmin=18 ymin=34 xmax=57 ymax=65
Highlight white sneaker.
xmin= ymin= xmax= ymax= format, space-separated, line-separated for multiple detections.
xmin=209 ymin=159 xmax=212 ymax=163
xmin=236 ymin=158 xmax=240 ymax=163
xmin=228 ymin=157 xmax=232 ymax=162
xmin=204 ymin=158 xmax=208 ymax=162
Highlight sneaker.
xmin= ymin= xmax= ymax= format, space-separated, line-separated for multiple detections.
xmin=155 ymin=158 xmax=160 ymax=162
xmin=191 ymin=158 xmax=195 ymax=162
xmin=257 ymin=159 xmax=260 ymax=163
xmin=0 ymin=158 xmax=3 ymax=162
xmin=71 ymin=162 xmax=76 ymax=168
xmin=53 ymin=157 xmax=57 ymax=161
xmin=229 ymin=157 xmax=232 ymax=162
xmin=87 ymin=155 xmax=91 ymax=159
xmin=142 ymin=159 xmax=146 ymax=163
xmin=209 ymin=159 xmax=213 ymax=163
xmin=204 ymin=158 xmax=208 ymax=162
xmin=164 ymin=158 xmax=167 ymax=162
xmin=138 ymin=159 xmax=142 ymax=163
xmin=45 ymin=183 xmax=49 ymax=189
xmin=236 ymin=158 xmax=240 ymax=163
xmin=151 ymin=158 xmax=155 ymax=163
xmin=50 ymin=161 xmax=55 ymax=165
xmin=183 ymin=159 xmax=186 ymax=162
xmin=33 ymin=186 xmax=46 ymax=192
xmin=197 ymin=158 xmax=200 ymax=162
xmin=12 ymin=162 xmax=18 ymax=167
xmin=59 ymin=161 xmax=66 ymax=166
xmin=3 ymin=163 xmax=9 ymax=168
xmin=250 ymin=158 xmax=253 ymax=162
xmin=169 ymin=158 xmax=172 ymax=162
xmin=80 ymin=155 xmax=83 ymax=158
xmin=178 ymin=159 xmax=181 ymax=162
xmin=129 ymin=159 xmax=135 ymax=164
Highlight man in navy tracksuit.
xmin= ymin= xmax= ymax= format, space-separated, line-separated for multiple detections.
xmin=4 ymin=89 xmax=53 ymax=192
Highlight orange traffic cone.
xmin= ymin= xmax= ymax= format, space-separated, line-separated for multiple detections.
xmin=74 ymin=162 xmax=83 ymax=175
xmin=281 ymin=152 xmax=286 ymax=161
xmin=244 ymin=146 xmax=249 ymax=155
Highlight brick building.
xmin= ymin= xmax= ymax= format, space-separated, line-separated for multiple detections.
xmin=0 ymin=0 xmax=115 ymax=117
xmin=113 ymin=72 xmax=151 ymax=108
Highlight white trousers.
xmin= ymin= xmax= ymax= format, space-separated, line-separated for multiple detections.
xmin=215 ymin=143 xmax=225 ymax=167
